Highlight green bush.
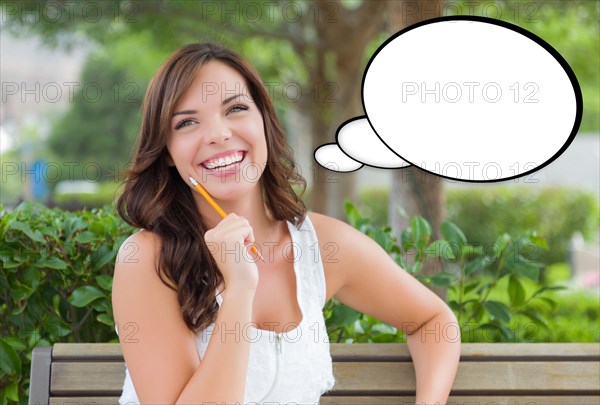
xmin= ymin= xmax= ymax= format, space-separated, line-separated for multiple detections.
xmin=357 ymin=187 xmax=389 ymax=228
xmin=0 ymin=201 xmax=135 ymax=404
xmin=325 ymin=199 xmax=568 ymax=344
xmin=356 ymin=186 xmax=600 ymax=266
xmin=472 ymin=264 xmax=600 ymax=343
xmin=1 ymin=199 xmax=596 ymax=403
xmin=446 ymin=187 xmax=600 ymax=265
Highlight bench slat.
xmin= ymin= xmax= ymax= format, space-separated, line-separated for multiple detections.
xmin=50 ymin=361 xmax=600 ymax=395
xmin=52 ymin=342 xmax=600 ymax=361
xmin=48 ymin=396 xmax=600 ymax=405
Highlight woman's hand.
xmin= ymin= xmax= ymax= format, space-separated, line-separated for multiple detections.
xmin=204 ymin=213 xmax=259 ymax=293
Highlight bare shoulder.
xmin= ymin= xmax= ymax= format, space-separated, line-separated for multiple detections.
xmin=117 ymin=229 xmax=162 ymax=267
xmin=111 ymin=229 xmax=200 ymax=402
xmin=306 ymin=211 xmax=345 ymax=239
xmin=113 ymin=229 xmax=175 ymax=290
xmin=306 ymin=210 xmax=368 ymax=253
xmin=112 ymin=230 xmax=178 ymax=326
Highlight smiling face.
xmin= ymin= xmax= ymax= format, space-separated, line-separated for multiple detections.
xmin=166 ymin=60 xmax=268 ymax=202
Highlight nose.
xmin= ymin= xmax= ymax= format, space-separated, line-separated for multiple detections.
xmin=204 ymin=116 xmax=232 ymax=144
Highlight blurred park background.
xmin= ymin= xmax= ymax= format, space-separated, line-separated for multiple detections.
xmin=0 ymin=0 xmax=599 ymax=402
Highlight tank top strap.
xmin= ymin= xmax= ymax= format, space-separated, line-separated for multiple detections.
xmin=288 ymin=214 xmax=327 ymax=310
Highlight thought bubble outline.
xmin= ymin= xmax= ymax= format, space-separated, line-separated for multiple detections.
xmin=335 ymin=115 xmax=412 ymax=169
xmin=315 ymin=15 xmax=583 ymax=183
xmin=313 ymin=142 xmax=364 ymax=173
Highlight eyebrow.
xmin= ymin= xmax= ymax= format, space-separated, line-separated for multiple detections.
xmin=172 ymin=93 xmax=247 ymax=117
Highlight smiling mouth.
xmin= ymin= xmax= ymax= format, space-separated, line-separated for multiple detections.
xmin=201 ymin=151 xmax=247 ymax=171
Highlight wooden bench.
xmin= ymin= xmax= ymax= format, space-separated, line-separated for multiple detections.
xmin=29 ymin=343 xmax=600 ymax=404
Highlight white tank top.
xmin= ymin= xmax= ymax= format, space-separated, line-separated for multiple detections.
xmin=117 ymin=215 xmax=336 ymax=404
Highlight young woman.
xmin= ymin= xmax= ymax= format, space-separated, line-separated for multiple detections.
xmin=112 ymin=42 xmax=460 ymax=405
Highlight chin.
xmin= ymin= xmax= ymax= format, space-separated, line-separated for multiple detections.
xmin=209 ymin=182 xmax=259 ymax=199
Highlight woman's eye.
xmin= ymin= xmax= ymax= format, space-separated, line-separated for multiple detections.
xmin=174 ymin=105 xmax=247 ymax=130
xmin=229 ymin=104 xmax=249 ymax=113
xmin=174 ymin=119 xmax=196 ymax=130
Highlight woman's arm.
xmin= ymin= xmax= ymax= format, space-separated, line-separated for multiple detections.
xmin=176 ymin=285 xmax=255 ymax=404
xmin=311 ymin=213 xmax=461 ymax=404
xmin=112 ymin=231 xmax=255 ymax=404
xmin=407 ymin=309 xmax=461 ymax=405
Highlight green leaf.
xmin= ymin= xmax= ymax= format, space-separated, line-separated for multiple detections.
xmin=370 ymin=228 xmax=390 ymax=251
xmin=92 ymin=245 xmax=116 ymax=272
xmin=463 ymin=281 xmax=480 ymax=295
xmin=64 ymin=217 xmax=87 ymax=238
xmin=5 ymin=383 xmax=18 ymax=402
xmin=88 ymin=221 xmax=106 ymax=236
xmin=411 ymin=216 xmax=431 ymax=246
xmin=39 ymin=225 xmax=58 ymax=239
xmin=0 ymin=339 xmax=21 ymax=377
xmin=508 ymin=275 xmax=526 ymax=307
xmin=73 ymin=231 xmax=97 ymax=244
xmin=497 ymin=321 xmax=516 ymax=341
xmin=536 ymin=296 xmax=558 ymax=311
xmin=429 ymin=271 xmax=456 ymax=287
xmin=97 ymin=313 xmax=114 ymax=326
xmin=47 ymin=322 xmax=72 ymax=338
xmin=411 ymin=261 xmax=423 ymax=274
xmin=531 ymin=285 xmax=568 ymax=299
xmin=9 ymin=220 xmax=45 ymax=243
xmin=483 ymin=300 xmax=512 ymax=323
xmin=400 ymin=228 xmax=413 ymax=251
xmin=21 ymin=266 xmax=41 ymax=291
xmin=68 ymin=285 xmax=106 ymax=307
xmin=425 ymin=240 xmax=456 ymax=260
xmin=34 ymin=257 xmax=68 ymax=270
xmin=11 ymin=287 xmax=33 ymax=302
xmin=92 ymin=299 xmax=111 ymax=312
xmin=95 ymin=274 xmax=113 ymax=292
xmin=519 ymin=308 xmax=549 ymax=328
xmin=52 ymin=294 xmax=61 ymax=316
xmin=447 ymin=300 xmax=460 ymax=311
xmin=329 ymin=304 xmax=362 ymax=328
xmin=473 ymin=302 xmax=485 ymax=322
xmin=1 ymin=259 xmax=20 ymax=269
xmin=463 ymin=258 xmax=488 ymax=276
xmin=344 ymin=199 xmax=362 ymax=228
xmin=440 ymin=221 xmax=466 ymax=259
xmin=505 ymin=260 xmax=540 ymax=281
xmin=2 ymin=337 xmax=27 ymax=352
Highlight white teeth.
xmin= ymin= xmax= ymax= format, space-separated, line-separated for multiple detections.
xmin=203 ymin=152 xmax=244 ymax=170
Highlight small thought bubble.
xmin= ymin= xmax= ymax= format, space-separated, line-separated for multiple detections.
xmin=314 ymin=143 xmax=363 ymax=172
xmin=315 ymin=15 xmax=583 ymax=182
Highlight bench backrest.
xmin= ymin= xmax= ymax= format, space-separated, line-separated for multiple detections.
xmin=29 ymin=342 xmax=600 ymax=404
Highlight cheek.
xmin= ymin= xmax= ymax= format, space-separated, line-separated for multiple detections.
xmin=166 ymin=140 xmax=193 ymax=166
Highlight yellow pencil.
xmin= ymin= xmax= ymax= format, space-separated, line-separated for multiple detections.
xmin=188 ymin=176 xmax=265 ymax=262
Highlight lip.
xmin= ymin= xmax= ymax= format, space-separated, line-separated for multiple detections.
xmin=200 ymin=149 xmax=246 ymax=165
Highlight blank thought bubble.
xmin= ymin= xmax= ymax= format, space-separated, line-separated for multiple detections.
xmin=315 ymin=15 xmax=583 ymax=182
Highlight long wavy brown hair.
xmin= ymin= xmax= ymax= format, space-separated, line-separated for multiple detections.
xmin=116 ymin=42 xmax=307 ymax=334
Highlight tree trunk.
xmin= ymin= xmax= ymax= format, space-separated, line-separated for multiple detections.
xmin=386 ymin=0 xmax=448 ymax=301
xmin=297 ymin=0 xmax=389 ymax=221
